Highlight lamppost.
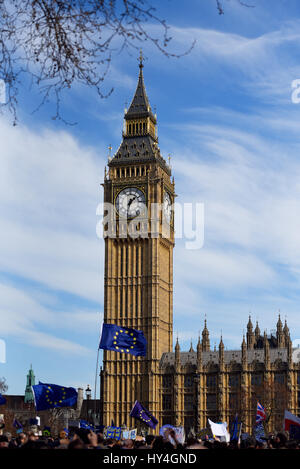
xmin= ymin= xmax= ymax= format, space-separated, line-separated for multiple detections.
xmin=85 ymin=385 xmax=91 ymax=423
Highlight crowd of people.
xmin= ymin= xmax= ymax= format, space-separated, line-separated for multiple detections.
xmin=0 ymin=428 xmax=298 ymax=450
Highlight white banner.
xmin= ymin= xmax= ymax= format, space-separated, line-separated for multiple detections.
xmin=208 ymin=419 xmax=230 ymax=442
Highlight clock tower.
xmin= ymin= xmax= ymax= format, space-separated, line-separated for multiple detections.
xmin=100 ymin=55 xmax=175 ymax=429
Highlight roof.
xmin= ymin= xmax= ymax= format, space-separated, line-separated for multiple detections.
xmin=160 ymin=348 xmax=289 ymax=368
xmin=125 ymin=63 xmax=156 ymax=123
xmin=108 ymin=135 xmax=170 ymax=175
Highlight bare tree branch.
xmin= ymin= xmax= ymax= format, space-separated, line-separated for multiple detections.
xmin=216 ymin=0 xmax=255 ymax=15
xmin=0 ymin=0 xmax=254 ymax=123
xmin=0 ymin=0 xmax=196 ymax=124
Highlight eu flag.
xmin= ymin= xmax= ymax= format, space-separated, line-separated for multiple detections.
xmin=0 ymin=393 xmax=6 ymax=405
xmin=130 ymin=400 xmax=158 ymax=429
xmin=32 ymin=382 xmax=78 ymax=411
xmin=99 ymin=323 xmax=147 ymax=357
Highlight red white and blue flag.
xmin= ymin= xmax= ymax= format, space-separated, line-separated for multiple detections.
xmin=284 ymin=410 xmax=300 ymax=439
xmin=256 ymin=402 xmax=266 ymax=423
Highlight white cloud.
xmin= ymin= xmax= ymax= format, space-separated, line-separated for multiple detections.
xmin=0 ymin=283 xmax=93 ymax=355
xmin=155 ymin=20 xmax=300 ymax=102
xmin=0 ymin=117 xmax=105 ymax=302
xmin=0 ymin=116 xmax=107 ymax=356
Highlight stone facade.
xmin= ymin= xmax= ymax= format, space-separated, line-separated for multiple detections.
xmin=100 ymin=58 xmax=300 ymax=434
xmin=100 ymin=57 xmax=174 ymax=429
xmin=159 ymin=316 xmax=300 ymax=434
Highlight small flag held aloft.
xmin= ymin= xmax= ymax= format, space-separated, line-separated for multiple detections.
xmin=32 ymin=382 xmax=77 ymax=411
xmin=13 ymin=419 xmax=23 ymax=430
xmin=256 ymin=401 xmax=266 ymax=423
xmin=99 ymin=324 xmax=147 ymax=357
xmin=130 ymin=400 xmax=158 ymax=429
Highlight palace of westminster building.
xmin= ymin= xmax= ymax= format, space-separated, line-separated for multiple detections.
xmin=100 ymin=56 xmax=300 ymax=434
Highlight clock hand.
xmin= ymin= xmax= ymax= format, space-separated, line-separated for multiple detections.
xmin=127 ymin=196 xmax=136 ymax=208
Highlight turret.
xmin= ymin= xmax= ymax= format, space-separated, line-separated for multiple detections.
xmin=284 ymin=319 xmax=290 ymax=348
xmin=202 ymin=319 xmax=210 ymax=352
xmin=246 ymin=315 xmax=255 ymax=349
xmin=264 ymin=331 xmax=270 ymax=367
xmin=276 ymin=314 xmax=284 ymax=348
xmin=242 ymin=335 xmax=247 ymax=367
xmin=175 ymin=338 xmax=180 ymax=368
xmin=219 ymin=335 xmax=224 ymax=369
xmin=287 ymin=333 xmax=292 ymax=367
xmin=197 ymin=336 xmax=202 ymax=371
xmin=255 ymin=321 xmax=260 ymax=342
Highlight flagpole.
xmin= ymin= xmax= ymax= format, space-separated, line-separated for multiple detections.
xmin=238 ymin=421 xmax=242 ymax=445
xmin=93 ymin=316 xmax=102 ymax=423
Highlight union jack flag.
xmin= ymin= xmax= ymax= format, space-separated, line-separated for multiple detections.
xmin=256 ymin=401 xmax=266 ymax=423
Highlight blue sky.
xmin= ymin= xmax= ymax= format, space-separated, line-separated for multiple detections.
xmin=2 ymin=0 xmax=300 ymax=394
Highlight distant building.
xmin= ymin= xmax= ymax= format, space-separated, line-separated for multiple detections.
xmin=0 ymin=369 xmax=93 ymax=435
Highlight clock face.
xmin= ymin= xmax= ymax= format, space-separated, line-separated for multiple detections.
xmin=115 ymin=187 xmax=146 ymax=218
xmin=163 ymin=192 xmax=172 ymax=223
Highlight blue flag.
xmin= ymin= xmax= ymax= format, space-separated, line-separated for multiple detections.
xmin=13 ymin=419 xmax=23 ymax=429
xmin=130 ymin=400 xmax=158 ymax=429
xmin=80 ymin=420 xmax=94 ymax=430
xmin=106 ymin=426 xmax=122 ymax=440
xmin=32 ymin=382 xmax=77 ymax=411
xmin=99 ymin=323 xmax=147 ymax=357
xmin=0 ymin=393 xmax=6 ymax=405
xmin=231 ymin=415 xmax=239 ymax=441
xmin=29 ymin=418 xmax=39 ymax=426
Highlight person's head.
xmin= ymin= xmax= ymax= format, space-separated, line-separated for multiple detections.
xmin=18 ymin=433 xmax=27 ymax=445
xmin=275 ymin=432 xmax=287 ymax=448
xmin=186 ymin=436 xmax=197 ymax=447
xmin=134 ymin=439 xmax=145 ymax=449
xmin=104 ymin=438 xmax=115 ymax=447
xmin=255 ymin=440 xmax=266 ymax=449
xmin=4 ymin=432 xmax=11 ymax=441
xmin=73 ymin=428 xmax=91 ymax=445
xmin=123 ymin=439 xmax=134 ymax=449
xmin=286 ymin=440 xmax=299 ymax=449
xmin=28 ymin=431 xmax=38 ymax=441
xmin=241 ymin=436 xmax=256 ymax=449
xmin=59 ymin=430 xmax=68 ymax=440
xmin=145 ymin=434 xmax=155 ymax=446
xmin=16 ymin=432 xmax=27 ymax=447
xmin=152 ymin=436 xmax=165 ymax=451
xmin=68 ymin=439 xmax=86 ymax=450
xmin=0 ymin=435 xmax=9 ymax=448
